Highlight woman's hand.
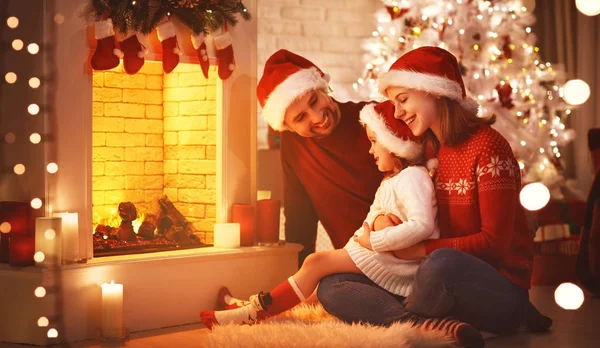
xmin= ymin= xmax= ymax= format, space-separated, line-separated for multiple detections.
xmin=354 ymin=222 xmax=374 ymax=250
xmin=391 ymin=242 xmax=426 ymax=260
xmin=373 ymin=213 xmax=402 ymax=231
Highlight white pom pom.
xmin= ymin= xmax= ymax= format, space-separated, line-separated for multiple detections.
xmin=228 ymin=63 xmax=235 ymax=71
xmin=113 ymin=48 xmax=124 ymax=58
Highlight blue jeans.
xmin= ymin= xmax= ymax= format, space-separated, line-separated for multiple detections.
xmin=317 ymin=248 xmax=530 ymax=333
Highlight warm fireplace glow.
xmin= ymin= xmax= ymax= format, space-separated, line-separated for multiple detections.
xmin=91 ymin=61 xmax=218 ymax=255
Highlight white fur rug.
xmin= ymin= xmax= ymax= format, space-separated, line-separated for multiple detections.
xmin=205 ymin=304 xmax=455 ymax=348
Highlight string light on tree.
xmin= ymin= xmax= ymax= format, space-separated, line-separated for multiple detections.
xmin=6 ymin=16 xmax=19 ymax=28
xmin=562 ymin=79 xmax=591 ymax=105
xmin=351 ymin=0 xmax=587 ymax=197
xmin=5 ymin=72 xmax=17 ymax=84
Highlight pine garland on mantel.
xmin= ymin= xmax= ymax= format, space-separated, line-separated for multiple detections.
xmin=85 ymin=0 xmax=251 ymax=35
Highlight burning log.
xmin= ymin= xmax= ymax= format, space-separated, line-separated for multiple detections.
xmin=159 ymin=197 xmax=196 ymax=243
xmin=117 ymin=202 xmax=137 ymax=241
xmin=138 ymin=197 xmax=161 ymax=240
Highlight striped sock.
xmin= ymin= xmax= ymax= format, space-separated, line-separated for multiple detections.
xmin=416 ymin=317 xmax=484 ymax=348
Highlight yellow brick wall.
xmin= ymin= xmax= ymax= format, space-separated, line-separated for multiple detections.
xmin=92 ymin=61 xmax=217 ymax=243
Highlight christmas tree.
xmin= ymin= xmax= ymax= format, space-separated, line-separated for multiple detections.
xmin=352 ymin=0 xmax=590 ymax=198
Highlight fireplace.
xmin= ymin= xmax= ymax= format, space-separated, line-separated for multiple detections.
xmin=91 ymin=62 xmax=218 ymax=256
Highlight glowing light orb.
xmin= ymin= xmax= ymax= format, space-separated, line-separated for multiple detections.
xmin=12 ymin=39 xmax=23 ymax=51
xmin=45 ymin=229 xmax=56 ymax=240
xmin=563 ymin=79 xmax=590 ymax=105
xmin=34 ymin=286 xmax=46 ymax=298
xmin=554 ymin=282 xmax=585 ymax=310
xmin=5 ymin=72 xmax=17 ymax=83
xmin=14 ymin=164 xmax=26 ymax=175
xmin=47 ymin=328 xmax=58 ymax=338
xmin=0 ymin=222 xmax=11 ymax=233
xmin=28 ymin=104 xmax=40 ymax=115
xmin=519 ymin=182 xmax=550 ymax=211
xmin=6 ymin=17 xmax=19 ymax=29
xmin=38 ymin=317 xmax=49 ymax=327
xmin=47 ymin=163 xmax=58 ymax=174
xmin=29 ymin=77 xmax=41 ymax=88
xmin=30 ymin=133 xmax=41 ymax=144
xmin=576 ymin=0 xmax=600 ymax=16
xmin=34 ymin=251 xmax=45 ymax=262
xmin=27 ymin=43 xmax=40 ymax=55
xmin=31 ymin=198 xmax=43 ymax=209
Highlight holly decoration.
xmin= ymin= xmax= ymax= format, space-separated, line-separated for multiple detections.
xmin=86 ymin=0 xmax=251 ymax=35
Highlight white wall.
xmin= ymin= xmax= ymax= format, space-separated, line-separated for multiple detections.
xmin=256 ymin=0 xmax=378 ymax=147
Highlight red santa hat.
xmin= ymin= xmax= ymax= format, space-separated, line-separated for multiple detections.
xmin=257 ymin=50 xmax=330 ymax=131
xmin=378 ymin=46 xmax=479 ymax=115
xmin=359 ymin=101 xmax=423 ymax=161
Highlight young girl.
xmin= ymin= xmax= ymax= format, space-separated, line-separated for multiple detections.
xmin=200 ymin=101 xmax=484 ymax=346
xmin=317 ymin=46 xmax=551 ymax=335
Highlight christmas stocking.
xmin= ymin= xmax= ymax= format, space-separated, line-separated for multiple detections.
xmin=157 ymin=21 xmax=182 ymax=74
xmin=91 ymin=18 xmax=120 ymax=71
xmin=117 ymin=31 xmax=147 ymax=74
xmin=213 ymin=30 xmax=235 ymax=80
xmin=191 ymin=33 xmax=210 ymax=79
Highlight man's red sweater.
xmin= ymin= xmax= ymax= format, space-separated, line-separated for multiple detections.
xmin=280 ymin=100 xmax=383 ymax=260
xmin=424 ymin=125 xmax=534 ymax=289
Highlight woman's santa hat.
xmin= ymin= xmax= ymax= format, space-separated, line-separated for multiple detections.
xmin=360 ymin=101 xmax=439 ymax=170
xmin=257 ymin=50 xmax=330 ymax=131
xmin=378 ymin=46 xmax=479 ymax=115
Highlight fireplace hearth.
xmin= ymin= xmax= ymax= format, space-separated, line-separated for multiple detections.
xmin=93 ymin=196 xmax=211 ymax=257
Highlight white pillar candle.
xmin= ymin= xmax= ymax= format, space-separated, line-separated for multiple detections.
xmin=34 ymin=217 xmax=62 ymax=267
xmin=101 ymin=280 xmax=124 ymax=339
xmin=53 ymin=212 xmax=79 ymax=264
xmin=257 ymin=190 xmax=271 ymax=201
xmin=214 ymin=223 xmax=241 ymax=248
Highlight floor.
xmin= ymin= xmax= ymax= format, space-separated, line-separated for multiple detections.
xmin=1 ymin=286 xmax=598 ymax=348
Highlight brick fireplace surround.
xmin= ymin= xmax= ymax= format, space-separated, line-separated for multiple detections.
xmin=0 ymin=0 xmax=301 ymax=345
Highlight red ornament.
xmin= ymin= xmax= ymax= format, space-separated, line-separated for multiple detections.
xmin=496 ymin=83 xmax=514 ymax=109
xmin=501 ymin=36 xmax=512 ymax=60
xmin=386 ymin=6 xmax=409 ymax=20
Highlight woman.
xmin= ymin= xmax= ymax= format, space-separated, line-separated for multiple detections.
xmin=317 ymin=46 xmax=551 ymax=336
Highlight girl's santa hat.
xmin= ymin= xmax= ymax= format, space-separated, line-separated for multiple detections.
xmin=360 ymin=101 xmax=438 ymax=170
xmin=378 ymin=46 xmax=479 ymax=115
xmin=257 ymin=50 xmax=330 ymax=131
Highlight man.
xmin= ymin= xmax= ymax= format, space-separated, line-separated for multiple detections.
xmin=257 ymin=50 xmax=384 ymax=266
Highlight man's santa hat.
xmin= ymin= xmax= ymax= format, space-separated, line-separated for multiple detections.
xmin=257 ymin=50 xmax=330 ymax=131
xmin=360 ymin=101 xmax=438 ymax=170
xmin=378 ymin=46 xmax=479 ymax=115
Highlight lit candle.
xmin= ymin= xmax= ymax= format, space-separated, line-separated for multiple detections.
xmin=53 ymin=212 xmax=79 ymax=264
xmin=257 ymin=190 xmax=271 ymax=201
xmin=35 ymin=217 xmax=62 ymax=267
xmin=214 ymin=223 xmax=240 ymax=248
xmin=101 ymin=280 xmax=124 ymax=339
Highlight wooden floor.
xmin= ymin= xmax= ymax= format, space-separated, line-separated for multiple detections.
xmin=2 ymin=286 xmax=598 ymax=348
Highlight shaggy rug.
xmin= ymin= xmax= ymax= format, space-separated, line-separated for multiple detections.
xmin=205 ymin=304 xmax=455 ymax=348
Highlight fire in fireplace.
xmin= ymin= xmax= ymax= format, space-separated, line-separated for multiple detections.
xmin=92 ymin=61 xmax=217 ymax=256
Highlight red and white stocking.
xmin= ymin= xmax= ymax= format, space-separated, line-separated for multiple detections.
xmin=91 ymin=18 xmax=120 ymax=71
xmin=157 ymin=21 xmax=182 ymax=74
xmin=116 ymin=31 xmax=147 ymax=74
xmin=213 ymin=30 xmax=235 ymax=80
xmin=191 ymin=33 xmax=210 ymax=79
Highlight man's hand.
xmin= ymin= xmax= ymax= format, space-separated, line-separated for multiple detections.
xmin=353 ymin=222 xmax=374 ymax=250
xmin=373 ymin=213 xmax=402 ymax=231
xmin=391 ymin=242 xmax=426 ymax=260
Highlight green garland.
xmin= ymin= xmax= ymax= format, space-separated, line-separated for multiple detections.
xmin=85 ymin=0 xmax=251 ymax=35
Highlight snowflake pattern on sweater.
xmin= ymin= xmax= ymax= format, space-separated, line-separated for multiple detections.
xmin=424 ymin=125 xmax=534 ymax=289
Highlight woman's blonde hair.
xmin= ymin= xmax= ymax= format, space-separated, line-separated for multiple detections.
xmin=432 ymin=97 xmax=496 ymax=149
